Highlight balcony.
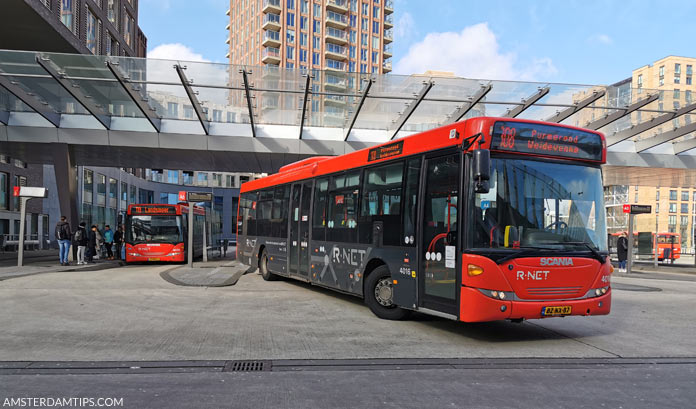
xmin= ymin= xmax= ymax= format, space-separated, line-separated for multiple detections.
xmin=326 ymin=10 xmax=348 ymax=29
xmin=384 ymin=0 xmax=394 ymax=14
xmin=261 ymin=95 xmax=279 ymax=110
xmin=324 ymin=74 xmax=347 ymax=91
xmin=326 ymin=0 xmax=348 ymax=13
xmin=262 ymin=47 xmax=281 ymax=64
xmin=325 ymin=43 xmax=347 ymax=61
xmin=384 ymin=28 xmax=393 ymax=44
xmin=325 ymin=27 xmax=348 ymax=45
xmin=383 ymin=44 xmax=392 ymax=58
xmin=326 ymin=58 xmax=346 ymax=72
xmin=324 ymin=94 xmax=346 ymax=107
xmin=262 ymin=13 xmax=281 ymax=31
xmin=383 ymin=61 xmax=392 ymax=73
xmin=384 ymin=14 xmax=393 ymax=29
xmin=262 ymin=30 xmax=281 ymax=47
xmin=262 ymin=0 xmax=281 ymax=14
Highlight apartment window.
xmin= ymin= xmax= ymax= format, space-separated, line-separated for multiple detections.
xmin=0 ymin=172 xmax=7 ymax=210
xmin=675 ymin=63 xmax=681 ymax=74
xmin=60 ymin=0 xmax=75 ymax=33
xmin=300 ymin=16 xmax=307 ymax=30
xmin=372 ymin=36 xmax=379 ymax=49
xmin=688 ymin=76 xmax=693 ymax=86
xmin=362 ymin=2 xmax=368 ymax=14
xmin=360 ymin=48 xmax=367 ymax=61
xmin=106 ymin=34 xmax=119 ymax=56
xmin=183 ymin=105 xmax=193 ymax=119
xmin=682 ymin=203 xmax=689 ymax=213
xmin=313 ymin=19 xmax=321 ymax=33
xmin=197 ymin=172 xmax=208 ymax=186
xmin=372 ymin=5 xmax=380 ymax=17
xmin=86 ymin=10 xmax=101 ymax=54
xmin=287 ymin=12 xmax=295 ymax=26
xmin=360 ymin=63 xmax=367 ymax=73
xmin=124 ymin=13 xmax=134 ymax=47
xmin=360 ymin=17 xmax=368 ymax=30
xmin=371 ymin=51 xmax=378 ymax=63
xmin=312 ymin=36 xmax=320 ymax=48
xmin=637 ymin=74 xmax=643 ymax=88
xmin=301 ymin=0 xmax=308 ymax=13
xmin=300 ymin=33 xmax=307 ymax=46
xmin=287 ymin=0 xmax=295 ymax=8
xmin=287 ymin=29 xmax=295 ymax=44
xmin=668 ymin=215 xmax=676 ymax=226
xmin=361 ymin=33 xmax=368 ymax=46
xmin=129 ymin=185 xmax=136 ymax=203
xmin=372 ymin=21 xmax=379 ymax=33
xmin=167 ymin=102 xmax=178 ymax=117
xmin=683 ymin=191 xmax=690 ymax=201
xmin=349 ymin=45 xmax=356 ymax=58
xmin=299 ymin=49 xmax=307 ymax=62
xmin=670 ymin=190 xmax=677 ymax=200
xmin=656 ymin=190 xmax=660 ymax=201
xmin=313 ymin=3 xmax=321 ymax=16
xmin=675 ymin=76 xmax=680 ymax=84
xmin=107 ymin=0 xmax=118 ymax=26
xmin=349 ymin=62 xmax=356 ymax=72
xmin=312 ymin=52 xmax=320 ymax=65
xmin=674 ymin=89 xmax=681 ymax=100
xmin=669 ymin=203 xmax=677 ymax=213
xmin=659 ymin=65 xmax=665 ymax=77
xmin=655 ymin=203 xmax=659 ymax=213
xmin=350 ymin=15 xmax=356 ymax=27
xmin=212 ymin=110 xmax=222 ymax=122
xmin=688 ymin=65 xmax=693 ymax=75
xmin=350 ymin=0 xmax=357 ymax=12
xmin=183 ymin=171 xmax=193 ymax=185
xmin=687 ymin=91 xmax=693 ymax=104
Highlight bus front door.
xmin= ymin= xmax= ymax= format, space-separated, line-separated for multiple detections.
xmin=289 ymin=181 xmax=312 ymax=278
xmin=419 ymin=153 xmax=460 ymax=317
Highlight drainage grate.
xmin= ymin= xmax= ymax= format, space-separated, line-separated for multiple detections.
xmin=224 ymin=360 xmax=268 ymax=372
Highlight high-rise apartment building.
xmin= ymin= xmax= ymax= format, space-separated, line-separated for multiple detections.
xmin=226 ymin=0 xmax=394 ymax=73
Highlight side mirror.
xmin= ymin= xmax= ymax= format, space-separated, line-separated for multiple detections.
xmin=473 ymin=149 xmax=490 ymax=193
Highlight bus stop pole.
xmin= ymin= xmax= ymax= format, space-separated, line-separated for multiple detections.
xmin=202 ymin=213 xmax=207 ymax=263
xmin=626 ymin=213 xmax=634 ymax=274
xmin=654 ymin=215 xmax=658 ymax=268
xmin=188 ymin=202 xmax=194 ymax=269
xmin=17 ymin=197 xmax=29 ymax=267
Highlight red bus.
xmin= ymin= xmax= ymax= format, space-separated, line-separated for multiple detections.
xmin=610 ymin=231 xmax=681 ymax=260
xmin=238 ymin=117 xmax=612 ymax=322
xmin=125 ymin=204 xmax=206 ymax=263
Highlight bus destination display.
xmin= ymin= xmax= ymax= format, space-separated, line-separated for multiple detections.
xmin=368 ymin=140 xmax=404 ymax=162
xmin=490 ymin=121 xmax=602 ymax=161
xmin=131 ymin=206 xmax=177 ymax=215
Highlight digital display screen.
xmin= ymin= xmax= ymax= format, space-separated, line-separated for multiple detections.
xmin=131 ymin=206 xmax=177 ymax=215
xmin=368 ymin=140 xmax=404 ymax=162
xmin=490 ymin=121 xmax=603 ymax=161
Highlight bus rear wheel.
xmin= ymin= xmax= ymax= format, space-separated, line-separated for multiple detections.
xmin=259 ymin=249 xmax=277 ymax=281
xmin=364 ymin=265 xmax=411 ymax=320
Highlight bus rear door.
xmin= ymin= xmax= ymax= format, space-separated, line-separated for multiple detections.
xmin=289 ymin=181 xmax=312 ymax=278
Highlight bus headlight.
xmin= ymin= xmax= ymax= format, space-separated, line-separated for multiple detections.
xmin=586 ymin=286 xmax=609 ymax=298
xmin=479 ymin=288 xmax=516 ymax=301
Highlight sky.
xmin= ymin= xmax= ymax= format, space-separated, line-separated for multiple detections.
xmin=139 ymin=0 xmax=696 ymax=85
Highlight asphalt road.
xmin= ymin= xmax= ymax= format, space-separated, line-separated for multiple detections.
xmin=0 ymin=263 xmax=694 ymax=407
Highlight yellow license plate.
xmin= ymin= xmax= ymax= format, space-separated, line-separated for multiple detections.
xmin=542 ymin=306 xmax=572 ymax=316
xmin=148 ymin=257 xmax=160 ymax=261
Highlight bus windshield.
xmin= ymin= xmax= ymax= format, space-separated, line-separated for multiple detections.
xmin=473 ymin=158 xmax=607 ymax=252
xmin=127 ymin=215 xmax=183 ymax=244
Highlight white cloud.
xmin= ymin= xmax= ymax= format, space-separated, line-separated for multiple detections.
xmin=148 ymin=43 xmax=209 ymax=62
xmin=394 ymin=23 xmax=557 ymax=81
xmin=395 ymin=12 xmax=415 ymax=40
xmin=588 ymin=34 xmax=612 ymax=45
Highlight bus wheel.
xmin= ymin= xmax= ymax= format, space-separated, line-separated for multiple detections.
xmin=364 ymin=265 xmax=411 ymax=320
xmin=259 ymin=249 xmax=277 ymax=281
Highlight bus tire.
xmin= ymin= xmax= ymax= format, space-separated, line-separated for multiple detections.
xmin=259 ymin=249 xmax=277 ymax=281
xmin=364 ymin=265 xmax=411 ymax=320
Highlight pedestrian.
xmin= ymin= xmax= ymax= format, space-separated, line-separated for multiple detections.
xmin=87 ymin=225 xmax=98 ymax=263
xmin=104 ymin=225 xmax=114 ymax=260
xmin=617 ymin=232 xmax=629 ymax=272
xmin=54 ymin=216 xmax=72 ymax=266
xmin=113 ymin=224 xmax=124 ymax=260
xmin=74 ymin=222 xmax=88 ymax=265
xmin=94 ymin=225 xmax=104 ymax=260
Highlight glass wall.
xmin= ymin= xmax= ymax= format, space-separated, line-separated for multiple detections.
xmin=83 ymin=169 xmax=93 ymax=204
xmin=0 ymin=172 xmax=7 ymax=210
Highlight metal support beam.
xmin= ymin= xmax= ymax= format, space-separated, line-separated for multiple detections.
xmin=607 ymin=100 xmax=696 ymax=146
xmin=0 ymin=74 xmax=60 ymax=127
xmin=0 ymin=111 xmax=8 ymax=125
xmin=545 ymin=89 xmax=606 ymax=123
xmin=635 ymin=122 xmax=696 ymax=152
xmin=241 ymin=69 xmax=256 ymax=138
xmin=503 ymin=86 xmax=550 ymax=118
xmin=105 ymin=61 xmax=161 ymax=132
xmin=448 ymin=83 xmax=492 ymax=123
xmin=673 ymin=132 xmax=696 ymax=154
xmin=585 ymin=93 xmax=659 ymax=131
xmin=344 ymin=78 xmax=373 ymax=141
xmin=298 ymin=74 xmax=311 ymax=139
xmin=175 ymin=64 xmax=210 ymax=135
xmin=390 ymin=81 xmax=433 ymax=140
xmin=36 ymin=56 xmax=111 ymax=130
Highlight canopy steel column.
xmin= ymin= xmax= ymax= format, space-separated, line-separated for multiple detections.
xmin=635 ymin=122 xmax=696 ymax=152
xmin=36 ymin=56 xmax=111 ymax=130
xmin=0 ymin=74 xmax=61 ymax=127
xmin=447 ymin=84 xmax=492 ymax=124
xmin=585 ymin=93 xmax=658 ymax=131
xmin=545 ymin=89 xmax=606 ymax=123
xmin=241 ymin=69 xmax=256 ymax=138
xmin=105 ymin=61 xmax=161 ymax=132
xmin=51 ymin=143 xmax=79 ymax=228
xmin=503 ymin=86 xmax=550 ymax=118
xmin=298 ymin=74 xmax=311 ymax=139
xmin=0 ymin=111 xmax=8 ymax=125
xmin=606 ymin=100 xmax=696 ymax=146
xmin=390 ymin=81 xmax=433 ymax=140
xmin=344 ymin=78 xmax=373 ymax=141
xmin=175 ymin=64 xmax=210 ymax=135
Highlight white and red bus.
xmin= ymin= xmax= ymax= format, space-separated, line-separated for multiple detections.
xmin=125 ymin=204 xmax=205 ymax=263
xmin=238 ymin=117 xmax=612 ymax=322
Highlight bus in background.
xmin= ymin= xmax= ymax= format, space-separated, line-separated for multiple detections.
xmin=125 ymin=204 xmax=205 ymax=263
xmin=656 ymin=232 xmax=681 ymax=261
xmin=238 ymin=117 xmax=611 ymax=323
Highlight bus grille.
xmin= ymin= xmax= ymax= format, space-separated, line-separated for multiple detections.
xmin=526 ymin=286 xmax=583 ymax=299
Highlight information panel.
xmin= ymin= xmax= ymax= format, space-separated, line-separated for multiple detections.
xmin=131 ymin=206 xmax=177 ymax=215
xmin=490 ymin=121 xmax=603 ymax=161
xmin=368 ymin=140 xmax=404 ymax=162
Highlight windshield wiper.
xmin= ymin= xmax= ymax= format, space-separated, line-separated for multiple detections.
xmin=563 ymin=241 xmax=606 ymax=264
xmin=495 ymin=246 xmax=565 ymax=265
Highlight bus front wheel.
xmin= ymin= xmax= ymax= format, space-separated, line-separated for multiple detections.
xmin=259 ymin=249 xmax=277 ymax=281
xmin=364 ymin=265 xmax=411 ymax=320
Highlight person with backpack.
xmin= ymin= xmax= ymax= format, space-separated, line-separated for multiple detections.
xmin=104 ymin=225 xmax=114 ymax=260
xmin=74 ymin=222 xmax=88 ymax=265
xmin=54 ymin=216 xmax=72 ymax=266
xmin=113 ymin=225 xmax=124 ymax=260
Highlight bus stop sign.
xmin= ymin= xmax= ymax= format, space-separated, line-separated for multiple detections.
xmin=623 ymin=204 xmax=651 ymax=214
xmin=179 ymin=191 xmax=213 ymax=202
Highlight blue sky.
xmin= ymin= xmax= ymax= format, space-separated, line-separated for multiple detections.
xmin=139 ymin=0 xmax=696 ymax=85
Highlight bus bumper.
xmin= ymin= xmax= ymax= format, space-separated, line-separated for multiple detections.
xmin=125 ymin=254 xmax=185 ymax=263
xmin=459 ymin=287 xmax=612 ymax=323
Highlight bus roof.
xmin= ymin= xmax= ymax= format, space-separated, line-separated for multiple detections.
xmin=241 ymin=117 xmax=606 ymax=193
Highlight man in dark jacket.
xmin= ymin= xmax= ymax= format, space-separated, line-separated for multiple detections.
xmin=113 ymin=225 xmax=124 ymax=260
xmin=55 ymin=216 xmax=72 ymax=266
xmin=617 ymin=233 xmax=629 ymax=272
xmin=74 ymin=222 xmax=89 ymax=265
xmin=86 ymin=225 xmax=98 ymax=263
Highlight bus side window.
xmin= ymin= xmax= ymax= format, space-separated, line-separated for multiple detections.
xmin=327 ymin=171 xmax=360 ymax=243
xmin=402 ymin=157 xmax=421 ymax=246
xmin=272 ymin=185 xmax=289 ymax=238
xmin=359 ymin=161 xmax=404 ymax=245
xmin=312 ymin=178 xmax=328 ymax=241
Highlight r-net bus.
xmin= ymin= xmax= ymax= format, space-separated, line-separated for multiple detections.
xmin=125 ymin=204 xmax=205 ymax=263
xmin=238 ymin=117 xmax=612 ymax=322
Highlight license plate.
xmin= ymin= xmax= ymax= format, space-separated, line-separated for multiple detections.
xmin=541 ymin=306 xmax=572 ymax=316
xmin=148 ymin=257 xmax=160 ymax=261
